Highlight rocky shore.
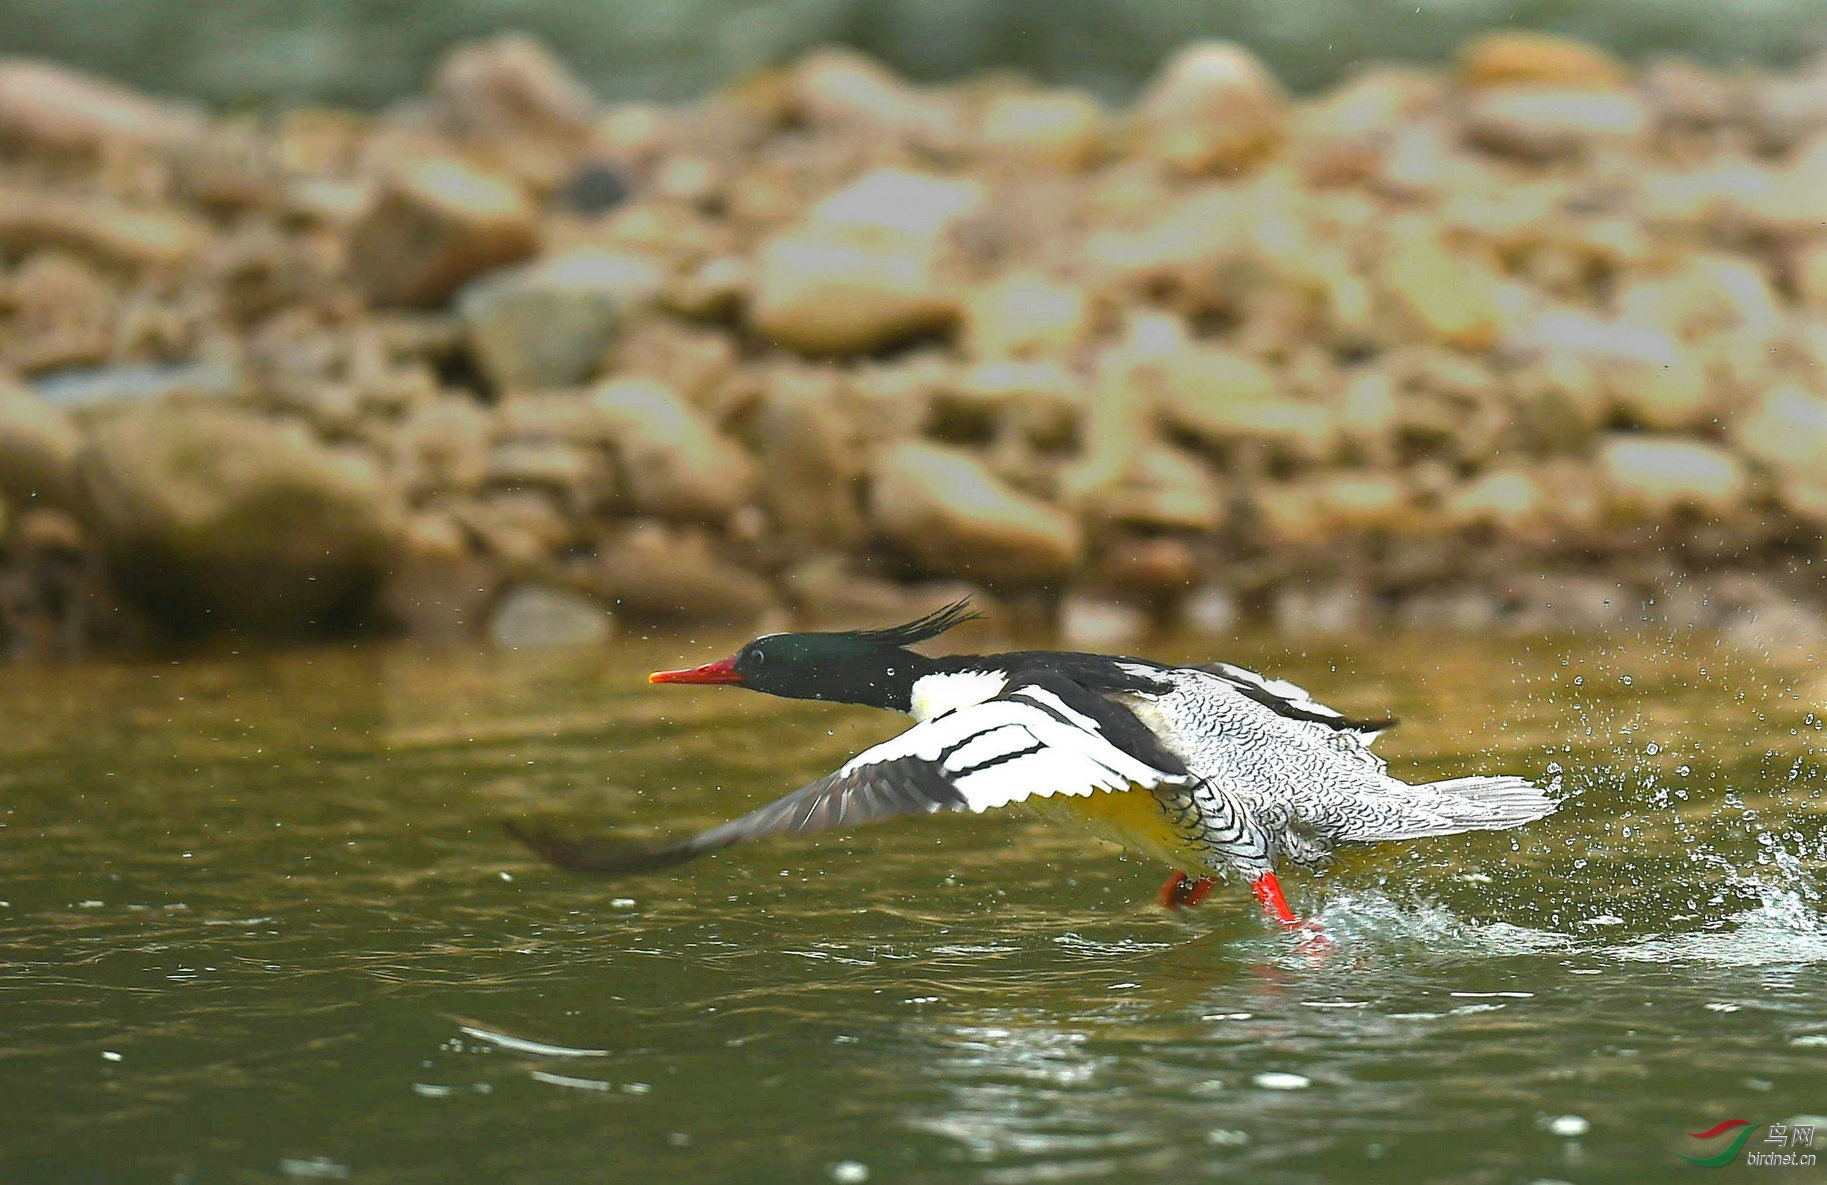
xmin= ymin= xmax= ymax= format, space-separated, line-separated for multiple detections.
xmin=2 ymin=31 xmax=1827 ymax=658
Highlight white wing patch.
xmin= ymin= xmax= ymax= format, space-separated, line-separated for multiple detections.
xmin=910 ymin=669 xmax=1009 ymax=722
xmin=840 ymin=695 xmax=1190 ymax=813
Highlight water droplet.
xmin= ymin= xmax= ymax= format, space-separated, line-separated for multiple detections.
xmin=830 ymin=1162 xmax=870 ymax=1183
xmin=1548 ymin=1115 xmax=1590 ymax=1137
xmin=1253 ymin=1072 xmax=1311 ymax=1090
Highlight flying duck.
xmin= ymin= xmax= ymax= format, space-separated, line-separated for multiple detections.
xmin=510 ymin=601 xmax=1556 ymax=932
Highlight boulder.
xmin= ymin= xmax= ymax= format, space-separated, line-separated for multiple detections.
xmin=0 ymin=378 xmax=80 ymax=507
xmin=348 ymin=158 xmax=538 ymax=307
xmin=1600 ymin=435 xmax=1747 ymax=517
xmin=430 ymin=33 xmax=596 ymax=144
xmin=977 ymin=89 xmax=1104 ymax=168
xmin=488 ymin=584 xmax=612 ymax=651
xmin=0 ymin=59 xmax=204 ymax=154
xmin=1133 ymin=40 xmax=1287 ymax=175
xmin=75 ymin=407 xmax=404 ymax=632
xmin=1457 ymin=32 xmax=1628 ymax=90
xmin=458 ymin=248 xmax=665 ymax=391
xmin=590 ymin=377 xmax=756 ymax=520
xmin=962 ymin=271 xmax=1091 ymax=359
xmin=0 ymin=186 xmax=211 ymax=270
xmin=589 ymin=521 xmax=773 ymax=624
xmin=375 ymin=511 xmax=497 ymax=641
xmin=869 ymin=441 xmax=1082 ymax=582
xmin=750 ymin=168 xmax=983 ymax=355
xmin=1731 ymin=382 xmax=1827 ymax=476
xmin=1077 ymin=443 xmax=1224 ymax=532
xmin=1464 ymin=87 xmax=1648 ymax=159
xmin=752 ymin=373 xmax=866 ymax=547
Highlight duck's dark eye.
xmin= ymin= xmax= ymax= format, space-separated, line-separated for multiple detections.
xmin=749 ymin=649 xmax=765 ymax=666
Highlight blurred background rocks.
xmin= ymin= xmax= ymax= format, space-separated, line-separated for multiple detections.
xmin=3 ymin=12 xmax=1827 ymax=658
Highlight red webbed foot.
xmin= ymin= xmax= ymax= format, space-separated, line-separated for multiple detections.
xmin=1249 ymin=872 xmax=1332 ymax=951
xmin=1158 ymin=871 xmax=1218 ymax=910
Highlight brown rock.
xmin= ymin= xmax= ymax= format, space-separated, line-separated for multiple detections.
xmin=780 ymin=554 xmax=983 ymax=630
xmin=752 ymin=372 xmax=865 ymax=548
xmin=75 ymin=406 xmax=404 ymax=632
xmin=1379 ymin=220 xmax=1512 ymax=349
xmin=1314 ymin=472 xmax=1412 ymax=532
xmin=0 ymin=377 xmax=81 ymax=507
xmin=348 ymin=158 xmax=538 ymax=307
xmin=1458 ymin=32 xmax=1628 ymax=90
xmin=486 ymin=440 xmax=612 ymax=512
xmin=0 ymin=186 xmax=210 ymax=269
xmin=590 ymin=377 xmax=756 ymax=520
xmin=869 ymin=441 xmax=1082 ymax=583
xmin=1058 ymin=594 xmax=1149 ymax=649
xmin=1094 ymin=534 xmax=1203 ymax=595
xmin=0 ymin=58 xmax=203 ymax=154
xmin=430 ymin=33 xmax=596 ymax=144
xmin=590 ymin=521 xmax=773 ymax=624
xmin=606 ymin=318 xmax=737 ymax=406
xmin=391 ymin=396 xmax=493 ymax=498
xmin=448 ymin=490 xmax=574 ymax=567
xmin=791 ymin=48 xmax=957 ymax=147
xmin=376 ymin=511 xmax=497 ymax=641
xmin=1 ymin=252 xmax=113 ymax=374
xmin=1133 ymin=40 xmax=1287 ymax=175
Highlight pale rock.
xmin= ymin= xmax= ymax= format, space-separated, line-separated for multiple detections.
xmin=791 ymin=48 xmax=956 ymax=146
xmin=1058 ymin=594 xmax=1149 ymax=650
xmin=348 ymin=158 xmax=538 ymax=306
xmin=962 ymin=271 xmax=1090 ymax=359
xmin=1464 ymin=87 xmax=1649 ymax=159
xmin=1134 ymin=40 xmax=1287 ymax=175
xmin=1616 ymin=255 xmax=1784 ymax=341
xmin=76 ymin=406 xmax=404 ymax=632
xmin=978 ymin=89 xmax=1104 ymax=168
xmin=430 ymin=33 xmax=596 ymax=144
xmin=32 ymin=359 xmax=244 ymax=409
xmin=486 ymin=440 xmax=612 ymax=511
xmin=590 ymin=521 xmax=773 ymax=624
xmin=1600 ymin=435 xmax=1748 ymax=517
xmin=944 ymin=359 xmax=1086 ymax=447
xmin=1642 ymin=58 xmax=1738 ymax=128
xmin=488 ymin=584 xmax=612 ymax=650
xmin=1445 ymin=468 xmax=1547 ymax=531
xmin=1380 ymin=221 xmax=1511 ymax=349
xmin=1314 ymin=472 xmax=1411 ymax=532
xmin=1336 ymin=369 xmax=1400 ymax=454
xmin=1294 ymin=68 xmax=1444 ymax=186
xmin=376 ymin=511 xmax=497 ymax=640
xmin=1606 ymin=354 xmax=1710 ymax=431
xmin=1731 ymin=382 xmax=1827 ymax=476
xmin=1458 ymin=32 xmax=1628 ymax=90
xmin=0 ymin=378 xmax=81 ymax=506
xmin=1168 ymin=394 xmax=1338 ymax=463
xmin=0 ymin=186 xmax=210 ymax=269
xmin=0 ymin=58 xmax=204 ymax=154
xmin=870 ymin=441 xmax=1082 ymax=582
xmin=750 ymin=168 xmax=984 ymax=355
xmin=1749 ymin=64 xmax=1827 ymax=149
xmin=1078 ymin=443 xmax=1224 ymax=533
xmin=458 ymin=248 xmax=665 ymax=391
xmin=590 ymin=377 xmax=755 ymax=520
xmin=1182 ymin=584 xmax=1240 ymax=635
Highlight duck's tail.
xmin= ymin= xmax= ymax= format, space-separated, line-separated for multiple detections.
xmin=1338 ymin=775 xmax=1559 ymax=843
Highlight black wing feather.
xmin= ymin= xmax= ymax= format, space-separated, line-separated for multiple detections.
xmin=1193 ymin=662 xmax=1397 ymax=734
xmin=508 ymin=755 xmax=970 ymax=877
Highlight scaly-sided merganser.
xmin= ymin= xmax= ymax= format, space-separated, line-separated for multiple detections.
xmin=511 ymin=601 xmax=1556 ymax=932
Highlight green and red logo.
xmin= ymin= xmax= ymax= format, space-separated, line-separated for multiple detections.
xmin=1682 ymin=1119 xmax=1817 ymax=1167
xmin=1681 ymin=1120 xmax=1761 ymax=1167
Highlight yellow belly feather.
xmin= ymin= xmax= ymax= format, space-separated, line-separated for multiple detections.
xmin=1030 ymin=785 xmax=1209 ymax=871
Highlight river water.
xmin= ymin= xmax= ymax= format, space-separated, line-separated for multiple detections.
xmin=1 ymin=630 xmax=1822 ymax=1183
